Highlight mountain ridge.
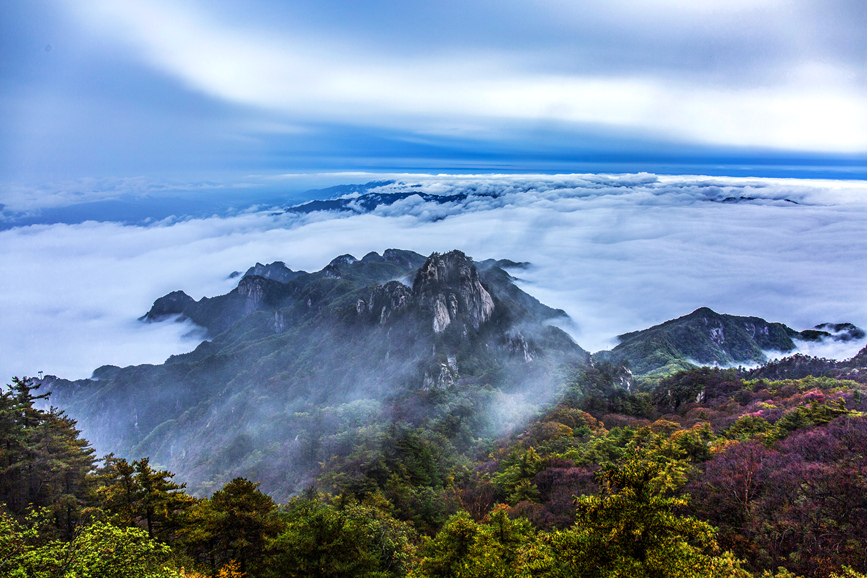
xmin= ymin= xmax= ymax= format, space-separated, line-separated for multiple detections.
xmin=41 ymin=248 xmax=865 ymax=498
xmin=45 ymin=249 xmax=583 ymax=498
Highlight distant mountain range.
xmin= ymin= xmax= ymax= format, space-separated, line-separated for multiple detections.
xmin=42 ymin=248 xmax=866 ymax=497
xmin=280 ymin=180 xmax=470 ymax=216
xmin=275 ymin=179 xmax=803 ymax=219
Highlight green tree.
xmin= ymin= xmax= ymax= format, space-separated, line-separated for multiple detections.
xmin=518 ymin=456 xmax=721 ymax=578
xmin=1 ymin=511 xmax=181 ymax=578
xmin=0 ymin=377 xmax=95 ymax=539
xmin=94 ymin=456 xmax=194 ymax=542
xmin=493 ymin=447 xmax=543 ymax=504
xmin=414 ymin=506 xmax=535 ymax=578
xmin=267 ymin=496 xmax=415 ymax=577
xmin=208 ymin=477 xmax=281 ymax=575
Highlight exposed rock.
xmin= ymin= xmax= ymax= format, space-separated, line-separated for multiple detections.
xmin=243 ymin=261 xmax=304 ymax=284
xmin=271 ymin=310 xmax=286 ymax=333
xmin=506 ymin=330 xmax=535 ymax=363
xmin=141 ymin=290 xmax=195 ymax=322
xmin=357 ymin=281 xmax=413 ymax=324
xmin=423 ymin=361 xmax=459 ymax=389
xmin=413 ymin=251 xmax=495 ymax=334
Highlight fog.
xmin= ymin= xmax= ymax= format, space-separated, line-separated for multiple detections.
xmin=2 ymin=173 xmax=865 ymax=380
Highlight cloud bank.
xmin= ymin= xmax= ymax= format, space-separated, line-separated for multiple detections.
xmin=63 ymin=0 xmax=866 ymax=153
xmin=2 ymin=173 xmax=866 ymax=379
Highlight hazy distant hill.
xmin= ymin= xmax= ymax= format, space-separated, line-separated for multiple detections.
xmin=594 ymin=307 xmax=839 ymax=379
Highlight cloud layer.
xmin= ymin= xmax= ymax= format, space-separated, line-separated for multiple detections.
xmin=3 ymin=1 xmax=866 ymax=183
xmin=2 ymin=173 xmax=865 ymax=380
xmin=63 ymin=0 xmax=865 ymax=152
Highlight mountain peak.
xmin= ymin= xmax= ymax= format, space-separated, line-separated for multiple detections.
xmin=413 ymin=251 xmax=495 ymax=334
xmin=140 ymin=290 xmax=194 ymax=322
xmin=328 ymin=254 xmax=358 ymax=267
xmin=688 ymin=306 xmax=720 ymax=318
xmin=243 ymin=261 xmax=304 ymax=283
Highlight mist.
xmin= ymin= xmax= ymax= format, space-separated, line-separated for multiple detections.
xmin=2 ymin=173 xmax=866 ymax=381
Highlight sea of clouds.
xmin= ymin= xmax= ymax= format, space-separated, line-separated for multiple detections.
xmin=2 ymin=173 xmax=866 ymax=380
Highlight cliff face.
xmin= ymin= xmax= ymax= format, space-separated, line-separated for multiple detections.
xmin=412 ymin=251 xmax=495 ymax=334
xmin=356 ymin=281 xmax=413 ymax=325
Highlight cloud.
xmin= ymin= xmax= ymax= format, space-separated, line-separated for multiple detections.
xmin=2 ymin=173 xmax=866 ymax=380
xmin=60 ymin=0 xmax=867 ymax=152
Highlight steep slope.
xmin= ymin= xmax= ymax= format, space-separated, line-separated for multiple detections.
xmin=45 ymin=249 xmax=586 ymax=498
xmin=595 ymin=307 xmax=802 ymax=378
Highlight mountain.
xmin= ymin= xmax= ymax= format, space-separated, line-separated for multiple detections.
xmin=283 ymin=181 xmax=471 ymax=215
xmin=595 ymin=307 xmax=807 ymax=378
xmin=743 ymin=344 xmax=867 ymax=382
xmin=240 ymin=261 xmax=306 ymax=284
xmin=41 ymin=246 xmax=863 ymax=498
xmin=44 ymin=249 xmax=585 ymax=498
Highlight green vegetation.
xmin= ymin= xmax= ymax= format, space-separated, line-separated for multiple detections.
xmin=4 ymin=367 xmax=867 ymax=577
xmin=44 ymin=251 xmax=583 ymax=501
xmin=598 ymin=307 xmax=801 ymax=379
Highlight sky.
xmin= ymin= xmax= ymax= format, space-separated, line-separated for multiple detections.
xmin=1 ymin=1 xmax=866 ymax=380
xmin=1 ymin=0 xmax=866 ymax=184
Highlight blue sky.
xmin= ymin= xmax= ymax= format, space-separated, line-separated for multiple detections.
xmin=2 ymin=0 xmax=866 ymax=187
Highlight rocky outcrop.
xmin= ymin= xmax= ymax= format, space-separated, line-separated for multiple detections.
xmin=356 ymin=281 xmax=413 ymax=324
xmin=243 ymin=261 xmax=304 ymax=284
xmin=237 ymin=275 xmax=288 ymax=314
xmin=353 ymin=252 xmax=496 ymax=335
xmin=140 ymin=291 xmax=195 ymax=322
xmin=412 ymin=251 xmax=495 ymax=334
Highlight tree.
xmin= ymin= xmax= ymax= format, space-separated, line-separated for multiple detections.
xmin=519 ymin=456 xmax=721 ymax=578
xmin=1 ymin=511 xmax=181 ymax=578
xmin=94 ymin=456 xmax=194 ymax=542
xmin=267 ymin=497 xmax=415 ymax=578
xmin=414 ymin=506 xmax=535 ymax=578
xmin=208 ymin=477 xmax=281 ymax=575
xmin=0 ymin=377 xmax=95 ymax=538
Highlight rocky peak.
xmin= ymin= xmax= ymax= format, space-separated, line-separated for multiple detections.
xmin=356 ymin=281 xmax=413 ymax=324
xmin=329 ymin=254 xmax=358 ymax=267
xmin=243 ymin=261 xmax=303 ymax=284
xmin=236 ymin=276 xmax=287 ymax=313
xmin=141 ymin=290 xmax=195 ymax=322
xmin=322 ymin=254 xmax=358 ymax=278
xmin=412 ymin=251 xmax=495 ymax=334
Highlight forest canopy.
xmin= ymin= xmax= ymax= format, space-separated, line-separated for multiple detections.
xmin=2 ymin=369 xmax=866 ymax=578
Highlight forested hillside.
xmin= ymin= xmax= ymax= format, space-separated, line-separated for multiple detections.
xmin=4 ymin=354 xmax=867 ymax=577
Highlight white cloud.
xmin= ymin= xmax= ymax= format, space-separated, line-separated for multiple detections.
xmin=62 ymin=0 xmax=867 ymax=152
xmin=2 ymin=173 xmax=866 ymax=380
